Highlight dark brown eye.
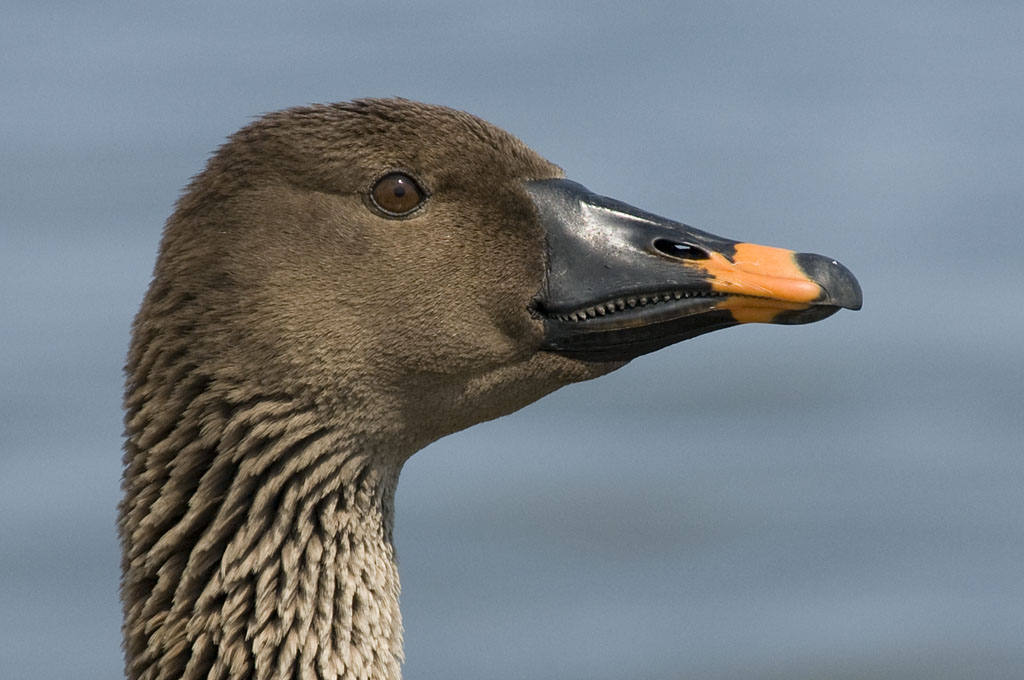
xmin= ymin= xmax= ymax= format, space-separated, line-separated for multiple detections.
xmin=370 ymin=172 xmax=425 ymax=216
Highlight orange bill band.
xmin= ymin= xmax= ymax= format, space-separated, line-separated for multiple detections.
xmin=698 ymin=242 xmax=823 ymax=322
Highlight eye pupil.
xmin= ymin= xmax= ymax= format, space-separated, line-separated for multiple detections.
xmin=371 ymin=172 xmax=425 ymax=216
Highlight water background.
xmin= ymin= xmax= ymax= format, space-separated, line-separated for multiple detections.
xmin=2 ymin=2 xmax=1022 ymax=678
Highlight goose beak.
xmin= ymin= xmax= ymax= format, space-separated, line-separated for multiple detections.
xmin=526 ymin=179 xmax=862 ymax=362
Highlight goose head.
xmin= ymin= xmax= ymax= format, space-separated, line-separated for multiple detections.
xmin=144 ymin=98 xmax=860 ymax=454
xmin=123 ymin=98 xmax=860 ymax=680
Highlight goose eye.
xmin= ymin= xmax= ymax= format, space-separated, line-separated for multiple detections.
xmin=370 ymin=172 xmax=425 ymax=216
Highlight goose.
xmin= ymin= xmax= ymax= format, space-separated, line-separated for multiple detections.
xmin=120 ymin=98 xmax=861 ymax=680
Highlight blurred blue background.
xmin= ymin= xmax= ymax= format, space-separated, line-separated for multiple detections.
xmin=2 ymin=2 xmax=1022 ymax=678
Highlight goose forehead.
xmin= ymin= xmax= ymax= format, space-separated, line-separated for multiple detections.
xmin=237 ymin=100 xmax=560 ymax=183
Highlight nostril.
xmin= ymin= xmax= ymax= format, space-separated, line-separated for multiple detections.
xmin=653 ymin=238 xmax=709 ymax=260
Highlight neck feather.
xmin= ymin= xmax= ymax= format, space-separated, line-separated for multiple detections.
xmin=120 ymin=358 xmax=405 ymax=680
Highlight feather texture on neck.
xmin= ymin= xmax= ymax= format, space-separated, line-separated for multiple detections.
xmin=120 ymin=355 xmax=405 ymax=679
